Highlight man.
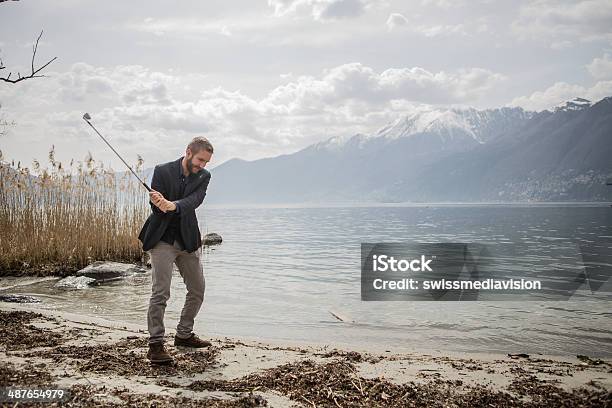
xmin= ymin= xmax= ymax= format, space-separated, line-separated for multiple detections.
xmin=138 ymin=136 xmax=213 ymax=364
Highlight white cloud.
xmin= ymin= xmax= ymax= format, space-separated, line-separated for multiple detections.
xmin=268 ymin=0 xmax=367 ymax=21
xmin=512 ymin=0 xmax=612 ymax=47
xmin=53 ymin=63 xmax=177 ymax=106
xmin=263 ymin=63 xmax=505 ymax=111
xmin=125 ymin=14 xmax=357 ymax=47
xmin=508 ymin=82 xmax=586 ymax=111
xmin=509 ymin=50 xmax=612 ymax=111
xmin=317 ymin=0 xmax=365 ymax=20
xmin=386 ymin=13 xmax=408 ymax=31
xmin=508 ymin=80 xmax=612 ymax=111
xmin=414 ymin=24 xmax=467 ymax=37
xmin=586 ymin=53 xmax=612 ymax=79
xmin=386 ymin=12 xmax=468 ymax=37
xmin=421 ymin=0 xmax=463 ymax=8
xmin=550 ymin=40 xmax=573 ymax=50
xmin=421 ymin=0 xmax=494 ymax=9
xmin=127 ymin=17 xmax=235 ymax=38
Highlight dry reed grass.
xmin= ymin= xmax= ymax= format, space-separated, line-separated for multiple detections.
xmin=0 ymin=146 xmax=148 ymax=276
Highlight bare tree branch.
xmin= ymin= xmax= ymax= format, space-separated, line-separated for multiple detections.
xmin=0 ymin=30 xmax=57 ymax=84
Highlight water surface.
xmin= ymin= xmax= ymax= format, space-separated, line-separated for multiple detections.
xmin=5 ymin=204 xmax=612 ymax=357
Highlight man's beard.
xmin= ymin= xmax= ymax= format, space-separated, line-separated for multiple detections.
xmin=186 ymin=156 xmax=202 ymax=174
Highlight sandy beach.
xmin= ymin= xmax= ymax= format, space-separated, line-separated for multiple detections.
xmin=1 ymin=303 xmax=610 ymax=407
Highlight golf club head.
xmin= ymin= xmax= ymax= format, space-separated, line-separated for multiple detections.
xmin=83 ymin=113 xmax=91 ymax=121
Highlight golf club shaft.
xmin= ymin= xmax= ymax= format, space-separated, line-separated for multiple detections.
xmin=82 ymin=118 xmax=151 ymax=192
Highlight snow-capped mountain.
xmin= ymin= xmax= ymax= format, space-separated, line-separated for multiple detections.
xmin=553 ymin=97 xmax=591 ymax=113
xmin=374 ymin=106 xmax=533 ymax=144
xmin=315 ymin=105 xmax=534 ymax=152
xmin=207 ymin=97 xmax=612 ymax=204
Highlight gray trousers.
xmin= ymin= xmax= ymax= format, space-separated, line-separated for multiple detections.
xmin=147 ymin=240 xmax=205 ymax=345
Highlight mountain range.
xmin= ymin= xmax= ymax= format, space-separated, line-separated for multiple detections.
xmin=202 ymin=96 xmax=612 ymax=204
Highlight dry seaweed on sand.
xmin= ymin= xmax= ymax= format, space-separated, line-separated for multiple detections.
xmin=187 ymin=358 xmax=612 ymax=408
xmin=113 ymin=386 xmax=267 ymax=408
xmin=508 ymin=374 xmax=612 ymax=407
xmin=38 ymin=339 xmax=220 ymax=377
xmin=186 ymin=359 xmax=487 ymax=407
xmin=0 ymin=361 xmax=56 ymax=386
xmin=319 ymin=349 xmax=382 ymax=364
xmin=4 ymin=384 xmax=268 ymax=408
xmin=0 ymin=310 xmax=66 ymax=351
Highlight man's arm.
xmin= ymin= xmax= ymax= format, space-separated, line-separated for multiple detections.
xmin=174 ymin=172 xmax=211 ymax=212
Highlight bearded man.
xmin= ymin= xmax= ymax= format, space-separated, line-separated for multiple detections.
xmin=138 ymin=136 xmax=213 ymax=364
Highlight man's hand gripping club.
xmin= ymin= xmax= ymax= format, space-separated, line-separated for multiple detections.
xmin=149 ymin=190 xmax=177 ymax=213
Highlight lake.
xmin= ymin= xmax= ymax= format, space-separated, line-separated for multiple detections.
xmin=6 ymin=203 xmax=612 ymax=357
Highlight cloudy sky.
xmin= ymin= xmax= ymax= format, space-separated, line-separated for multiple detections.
xmin=1 ymin=0 xmax=611 ymax=170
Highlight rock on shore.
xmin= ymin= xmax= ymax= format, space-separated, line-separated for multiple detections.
xmin=76 ymin=261 xmax=147 ymax=282
xmin=55 ymin=261 xmax=148 ymax=288
xmin=202 ymin=233 xmax=223 ymax=246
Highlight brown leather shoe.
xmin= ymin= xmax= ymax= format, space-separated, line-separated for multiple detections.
xmin=147 ymin=342 xmax=173 ymax=364
xmin=174 ymin=333 xmax=212 ymax=348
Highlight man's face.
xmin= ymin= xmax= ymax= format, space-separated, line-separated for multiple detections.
xmin=185 ymin=148 xmax=212 ymax=174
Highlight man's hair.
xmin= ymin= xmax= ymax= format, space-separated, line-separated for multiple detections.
xmin=188 ymin=136 xmax=214 ymax=154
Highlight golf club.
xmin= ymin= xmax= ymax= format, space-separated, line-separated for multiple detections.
xmin=82 ymin=112 xmax=151 ymax=192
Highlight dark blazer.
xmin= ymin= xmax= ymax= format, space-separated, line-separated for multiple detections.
xmin=138 ymin=157 xmax=211 ymax=253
